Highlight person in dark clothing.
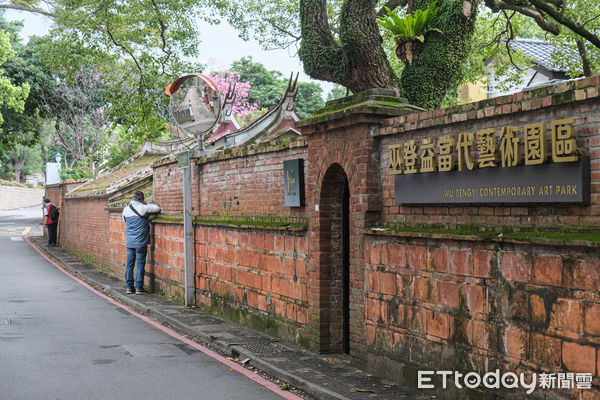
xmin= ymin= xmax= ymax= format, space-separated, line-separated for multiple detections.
xmin=122 ymin=191 xmax=161 ymax=295
xmin=43 ymin=198 xmax=58 ymax=247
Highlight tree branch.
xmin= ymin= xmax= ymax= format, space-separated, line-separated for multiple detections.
xmin=376 ymin=0 xmax=408 ymax=18
xmin=266 ymin=18 xmax=301 ymax=41
xmin=527 ymin=0 xmax=600 ymax=48
xmin=485 ymin=0 xmax=561 ymax=35
xmin=298 ymin=0 xmax=347 ymax=84
xmin=0 ymin=3 xmax=56 ymax=18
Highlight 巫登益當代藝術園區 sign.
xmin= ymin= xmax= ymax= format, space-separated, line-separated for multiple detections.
xmin=389 ymin=118 xmax=590 ymax=204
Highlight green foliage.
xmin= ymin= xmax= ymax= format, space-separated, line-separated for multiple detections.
xmin=295 ymin=81 xmax=324 ymax=118
xmin=230 ymin=56 xmax=324 ymax=117
xmin=377 ymin=2 xmax=442 ymax=43
xmin=326 ymin=84 xmax=349 ymax=102
xmin=0 ymin=28 xmax=29 ymax=142
xmin=0 ymin=143 xmax=42 ymax=181
xmin=59 ymin=158 xmax=95 ymax=182
xmin=400 ymin=0 xmax=477 ymax=109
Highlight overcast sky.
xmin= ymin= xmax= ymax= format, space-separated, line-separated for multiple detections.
xmin=3 ymin=9 xmax=334 ymax=97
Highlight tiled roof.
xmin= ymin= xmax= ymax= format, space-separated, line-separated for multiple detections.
xmin=66 ymin=154 xmax=164 ymax=198
xmin=509 ymin=39 xmax=578 ymax=73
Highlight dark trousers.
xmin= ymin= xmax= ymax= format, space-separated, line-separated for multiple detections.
xmin=47 ymin=222 xmax=58 ymax=246
xmin=126 ymin=246 xmax=148 ymax=290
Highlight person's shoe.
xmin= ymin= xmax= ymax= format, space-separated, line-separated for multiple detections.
xmin=135 ymin=289 xmax=145 ymax=295
xmin=125 ymin=288 xmax=134 ymax=295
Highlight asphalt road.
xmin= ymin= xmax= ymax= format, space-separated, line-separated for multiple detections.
xmin=0 ymin=207 xmax=292 ymax=400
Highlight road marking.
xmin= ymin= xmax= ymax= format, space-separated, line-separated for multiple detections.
xmin=26 ymin=238 xmax=303 ymax=400
xmin=10 ymin=237 xmax=23 ymax=241
xmin=0 ymin=226 xmax=33 ymax=236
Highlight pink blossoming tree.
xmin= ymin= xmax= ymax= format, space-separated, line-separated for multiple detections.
xmin=209 ymin=70 xmax=258 ymax=116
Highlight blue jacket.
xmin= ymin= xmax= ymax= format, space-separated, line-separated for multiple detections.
xmin=122 ymin=200 xmax=161 ymax=248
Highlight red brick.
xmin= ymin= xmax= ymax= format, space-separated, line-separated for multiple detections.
xmin=532 ymin=256 xmax=562 ymax=287
xmin=566 ymin=258 xmax=598 ymax=291
xmin=414 ymin=277 xmax=433 ymax=303
xmin=473 ymin=250 xmax=494 ymax=278
xmin=472 ymin=321 xmax=493 ymax=350
xmin=464 ymin=285 xmax=485 ymax=314
xmin=428 ymin=248 xmax=448 ymax=273
xmin=387 ymin=243 xmax=406 ymax=267
xmin=584 ymin=303 xmax=600 ymax=336
xmin=500 ymin=252 xmax=530 ymax=283
xmin=562 ymin=341 xmax=596 ymax=373
xmin=365 ymin=270 xmax=378 ymax=292
xmin=530 ymin=333 xmax=562 ymax=368
xmin=550 ymin=299 xmax=583 ymax=332
xmin=437 ymin=281 xmax=460 ymax=308
xmin=448 ymin=249 xmax=473 ymax=276
xmin=366 ymin=324 xmax=376 ymax=345
xmin=530 ymin=294 xmax=547 ymax=325
xmin=427 ymin=312 xmax=450 ymax=339
xmin=366 ymin=298 xmax=381 ymax=322
xmin=379 ymin=272 xmax=397 ymax=296
xmin=407 ymin=245 xmax=427 ymax=270
xmin=504 ymin=326 xmax=529 ymax=360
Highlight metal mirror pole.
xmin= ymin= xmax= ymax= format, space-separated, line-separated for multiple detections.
xmin=181 ymin=152 xmax=194 ymax=306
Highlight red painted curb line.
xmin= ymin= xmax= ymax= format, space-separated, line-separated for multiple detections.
xmin=25 ymin=237 xmax=303 ymax=400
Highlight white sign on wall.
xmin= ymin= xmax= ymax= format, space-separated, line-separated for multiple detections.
xmin=46 ymin=163 xmax=60 ymax=185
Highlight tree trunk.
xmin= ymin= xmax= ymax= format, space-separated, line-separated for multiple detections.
xmin=299 ymin=0 xmax=400 ymax=94
xmin=13 ymin=158 xmax=25 ymax=182
xmin=400 ymin=0 xmax=477 ymax=109
xmin=576 ymin=40 xmax=592 ymax=77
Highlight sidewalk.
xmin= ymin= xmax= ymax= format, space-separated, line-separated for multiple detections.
xmin=28 ymin=236 xmax=431 ymax=400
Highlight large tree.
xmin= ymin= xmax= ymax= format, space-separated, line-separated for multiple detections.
xmin=1 ymin=0 xmax=205 ymax=141
xmin=218 ymin=0 xmax=600 ymax=109
xmin=0 ymin=25 xmax=29 ymax=155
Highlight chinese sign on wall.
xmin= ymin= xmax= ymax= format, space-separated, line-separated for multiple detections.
xmin=389 ymin=118 xmax=590 ymax=203
xmin=284 ymin=159 xmax=305 ymax=207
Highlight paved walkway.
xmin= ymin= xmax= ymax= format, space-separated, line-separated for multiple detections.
xmin=28 ymin=236 xmax=431 ymax=400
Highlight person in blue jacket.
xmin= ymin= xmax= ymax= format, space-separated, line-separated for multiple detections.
xmin=122 ymin=191 xmax=161 ymax=294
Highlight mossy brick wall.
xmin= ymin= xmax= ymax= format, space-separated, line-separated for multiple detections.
xmin=193 ymin=225 xmax=309 ymax=343
xmin=122 ymin=144 xmax=311 ymax=342
xmin=60 ymin=196 xmax=112 ymax=267
xmin=363 ymin=235 xmax=600 ymax=398
xmin=197 ymin=144 xmax=308 ymax=218
xmin=296 ymin=76 xmax=600 ymax=398
xmin=378 ymin=77 xmax=600 ymax=229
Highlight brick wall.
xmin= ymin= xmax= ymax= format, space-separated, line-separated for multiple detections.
xmin=378 ymin=77 xmax=600 ymax=229
xmin=61 ymin=196 xmax=112 ymax=266
xmin=363 ymin=235 xmax=600 ymax=397
xmin=194 ymin=225 xmax=309 ymax=340
xmin=55 ymin=76 xmax=600 ymax=398
xmin=109 ymin=144 xmax=311 ymax=343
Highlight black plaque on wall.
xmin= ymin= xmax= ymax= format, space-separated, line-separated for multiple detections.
xmin=394 ymin=157 xmax=590 ymax=204
xmin=284 ymin=159 xmax=305 ymax=207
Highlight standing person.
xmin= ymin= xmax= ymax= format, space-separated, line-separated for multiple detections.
xmin=43 ymin=198 xmax=59 ymax=247
xmin=122 ymin=191 xmax=161 ymax=295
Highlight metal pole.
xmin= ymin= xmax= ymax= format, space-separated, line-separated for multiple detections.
xmin=183 ymin=161 xmax=194 ymax=306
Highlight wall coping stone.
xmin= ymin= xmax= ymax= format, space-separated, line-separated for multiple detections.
xmin=296 ymin=90 xmax=422 ymax=130
xmin=378 ymin=75 xmax=600 ymax=137
xmin=363 ymin=228 xmax=600 ymax=249
xmin=152 ymin=139 xmax=307 ymax=169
